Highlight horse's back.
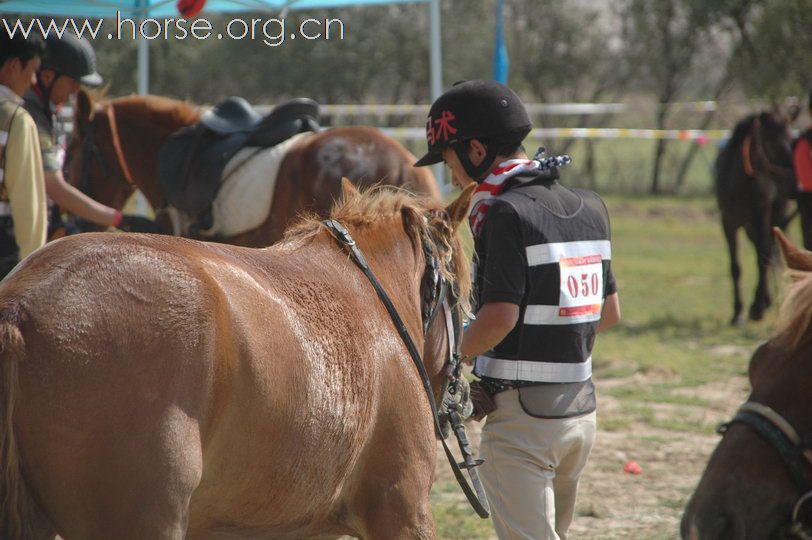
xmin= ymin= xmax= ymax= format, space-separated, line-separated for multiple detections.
xmin=290 ymin=126 xmax=439 ymax=206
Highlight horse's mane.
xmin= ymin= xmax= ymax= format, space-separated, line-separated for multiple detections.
xmin=107 ymin=94 xmax=201 ymax=129
xmin=774 ymin=272 xmax=812 ymax=352
xmin=727 ymin=114 xmax=758 ymax=149
xmin=286 ymin=187 xmax=472 ymax=317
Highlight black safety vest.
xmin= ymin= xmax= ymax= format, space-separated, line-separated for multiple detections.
xmin=472 ymin=181 xmax=614 ymax=383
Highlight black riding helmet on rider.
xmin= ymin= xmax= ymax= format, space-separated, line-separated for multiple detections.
xmin=414 ymin=80 xmax=532 ymax=182
xmin=37 ymin=32 xmax=102 ymax=115
xmin=42 ymin=32 xmax=103 ymax=88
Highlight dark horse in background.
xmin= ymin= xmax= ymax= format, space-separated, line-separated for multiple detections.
xmin=683 ymin=229 xmax=812 ymax=539
xmin=715 ymin=110 xmax=796 ymax=324
xmin=64 ymin=89 xmax=440 ymax=247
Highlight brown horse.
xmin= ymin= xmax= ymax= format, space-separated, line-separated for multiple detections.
xmin=0 ymin=182 xmax=475 ymax=539
xmin=682 ymin=228 xmax=812 ymax=539
xmin=715 ymin=111 xmax=797 ymax=325
xmin=64 ymin=90 xmax=440 ymax=246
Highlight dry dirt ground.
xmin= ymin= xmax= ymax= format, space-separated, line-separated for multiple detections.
xmin=435 ymin=373 xmax=751 ymax=540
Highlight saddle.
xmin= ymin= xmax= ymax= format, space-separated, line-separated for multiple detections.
xmin=157 ymin=97 xmax=320 ymax=232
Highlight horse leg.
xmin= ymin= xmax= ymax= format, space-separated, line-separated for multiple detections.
xmin=19 ymin=403 xmax=202 ymax=540
xmin=722 ymin=220 xmax=743 ymax=325
xmin=745 ymin=216 xmax=772 ymax=321
xmin=352 ymin=439 xmax=437 ymax=539
xmin=358 ymin=493 xmax=436 ymax=540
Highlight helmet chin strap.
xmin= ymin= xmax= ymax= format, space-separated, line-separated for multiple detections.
xmin=36 ymin=72 xmax=60 ymax=118
xmin=452 ymin=141 xmax=497 ymax=182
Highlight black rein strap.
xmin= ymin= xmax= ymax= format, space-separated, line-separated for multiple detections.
xmin=323 ymin=219 xmax=490 ymax=518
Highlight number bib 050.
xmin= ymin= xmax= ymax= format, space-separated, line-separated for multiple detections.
xmin=558 ymin=254 xmax=603 ymax=321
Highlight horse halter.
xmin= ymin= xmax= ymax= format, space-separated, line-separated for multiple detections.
xmin=322 ymin=218 xmax=490 ymax=518
xmin=76 ymin=104 xmax=135 ymax=197
xmin=718 ymin=401 xmax=812 ymax=538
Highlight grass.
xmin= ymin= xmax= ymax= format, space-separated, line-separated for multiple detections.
xmin=596 ymin=194 xmax=784 ymax=385
xmin=428 ymin=193 xmax=796 ymax=538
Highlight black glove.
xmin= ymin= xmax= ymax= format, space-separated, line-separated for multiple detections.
xmin=116 ymin=214 xmax=164 ymax=234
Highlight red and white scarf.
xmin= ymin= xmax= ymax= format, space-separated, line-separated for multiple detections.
xmin=469 ymin=159 xmax=541 ymax=237
xmin=468 ymin=150 xmax=572 ymax=238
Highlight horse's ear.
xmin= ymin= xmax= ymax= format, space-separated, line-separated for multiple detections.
xmin=774 ymin=227 xmax=812 ymax=272
xmin=74 ymin=89 xmax=93 ymax=137
xmin=444 ymin=183 xmax=476 ymax=231
xmin=341 ymin=177 xmax=360 ymax=199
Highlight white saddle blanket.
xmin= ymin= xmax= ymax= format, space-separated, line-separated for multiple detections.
xmin=201 ymin=132 xmax=311 ymax=238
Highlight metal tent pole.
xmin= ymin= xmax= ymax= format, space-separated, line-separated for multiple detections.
xmin=136 ymin=0 xmax=149 ymax=95
xmin=428 ymin=0 xmax=445 ymax=189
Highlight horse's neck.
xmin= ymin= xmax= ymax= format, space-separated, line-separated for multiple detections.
xmin=118 ymin=105 xmax=196 ymax=208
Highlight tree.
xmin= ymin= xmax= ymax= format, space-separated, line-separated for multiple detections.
xmin=618 ymin=0 xmax=716 ymax=194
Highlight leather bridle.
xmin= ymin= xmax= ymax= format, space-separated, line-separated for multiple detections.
xmin=75 ymin=104 xmax=135 ymax=198
xmin=718 ymin=401 xmax=812 ymax=538
xmin=323 ymin=218 xmax=490 ymax=518
xmin=742 ymin=116 xmax=795 ymax=180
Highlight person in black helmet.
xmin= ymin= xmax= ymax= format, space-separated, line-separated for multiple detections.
xmin=416 ymin=80 xmax=621 ymax=540
xmin=24 ymin=32 xmax=159 ymax=235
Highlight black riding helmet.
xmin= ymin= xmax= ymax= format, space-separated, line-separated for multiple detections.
xmin=41 ymin=33 xmax=103 ymax=88
xmin=414 ymin=80 xmax=532 ymax=181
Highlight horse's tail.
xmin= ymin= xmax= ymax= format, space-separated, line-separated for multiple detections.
xmin=0 ymin=311 xmax=38 ymax=539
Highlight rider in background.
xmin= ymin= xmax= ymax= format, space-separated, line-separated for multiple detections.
xmin=0 ymin=33 xmax=48 ymax=277
xmin=24 ymin=32 xmax=159 ymax=235
xmin=795 ymin=90 xmax=812 ymax=250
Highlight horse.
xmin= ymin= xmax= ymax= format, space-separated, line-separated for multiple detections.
xmin=0 ymin=181 xmax=476 ymax=539
xmin=715 ymin=110 xmax=797 ymax=325
xmin=64 ymin=89 xmax=440 ymax=247
xmin=682 ymin=228 xmax=812 ymax=539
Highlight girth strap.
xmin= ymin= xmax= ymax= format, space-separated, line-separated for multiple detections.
xmin=323 ymin=218 xmax=490 ymax=518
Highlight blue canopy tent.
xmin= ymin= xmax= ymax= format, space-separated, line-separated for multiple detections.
xmin=0 ymin=0 xmax=443 ymax=101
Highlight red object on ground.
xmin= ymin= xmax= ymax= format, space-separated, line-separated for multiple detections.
xmin=623 ymin=460 xmax=642 ymax=474
xmin=177 ymin=0 xmax=206 ymax=17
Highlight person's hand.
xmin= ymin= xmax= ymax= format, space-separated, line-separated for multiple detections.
xmin=116 ymin=214 xmax=164 ymax=234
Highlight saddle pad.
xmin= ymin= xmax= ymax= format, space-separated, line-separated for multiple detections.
xmin=200 ymin=132 xmax=312 ymax=238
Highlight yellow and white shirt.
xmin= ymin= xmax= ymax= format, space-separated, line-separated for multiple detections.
xmin=0 ymin=84 xmax=47 ymax=260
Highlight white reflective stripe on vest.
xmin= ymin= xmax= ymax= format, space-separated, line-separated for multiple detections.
xmin=0 ymin=200 xmax=11 ymax=217
xmin=474 ymin=356 xmax=592 ymax=383
xmin=524 ymin=303 xmax=603 ymax=325
xmin=526 ymin=240 xmax=611 ymax=266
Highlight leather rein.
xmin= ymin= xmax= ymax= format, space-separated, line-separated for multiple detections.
xmin=718 ymin=401 xmax=812 ymax=538
xmin=323 ymin=219 xmax=490 ymax=518
xmin=77 ymin=104 xmax=135 ymax=197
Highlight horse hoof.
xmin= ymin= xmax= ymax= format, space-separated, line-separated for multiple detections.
xmin=730 ymin=315 xmax=745 ymax=327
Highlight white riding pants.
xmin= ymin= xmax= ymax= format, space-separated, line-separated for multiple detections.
xmin=478 ymin=390 xmax=596 ymax=540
